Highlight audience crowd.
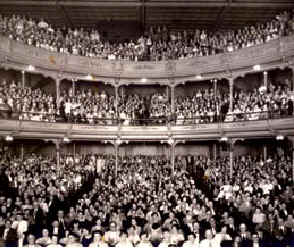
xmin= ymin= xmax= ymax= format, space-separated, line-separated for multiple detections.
xmin=0 ymin=10 xmax=293 ymax=61
xmin=0 ymin=79 xmax=293 ymax=125
xmin=0 ymin=151 xmax=293 ymax=247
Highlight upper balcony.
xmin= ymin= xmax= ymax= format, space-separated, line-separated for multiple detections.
xmin=0 ymin=34 xmax=294 ymax=84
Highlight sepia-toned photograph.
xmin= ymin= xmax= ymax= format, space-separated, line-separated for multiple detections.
xmin=0 ymin=0 xmax=293 ymax=247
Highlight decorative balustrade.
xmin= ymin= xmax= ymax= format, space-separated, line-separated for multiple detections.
xmin=0 ymin=35 xmax=293 ymax=83
xmin=0 ymin=116 xmax=293 ymax=141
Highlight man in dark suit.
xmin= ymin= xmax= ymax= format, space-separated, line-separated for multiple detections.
xmin=30 ymin=201 xmax=45 ymax=238
xmin=0 ymin=220 xmax=18 ymax=247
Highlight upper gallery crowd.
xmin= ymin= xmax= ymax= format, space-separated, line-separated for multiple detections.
xmin=0 ymin=10 xmax=293 ymax=61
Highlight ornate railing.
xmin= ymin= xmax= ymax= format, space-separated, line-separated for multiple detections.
xmin=0 ymin=35 xmax=293 ymax=83
xmin=0 ymin=113 xmax=293 ymax=141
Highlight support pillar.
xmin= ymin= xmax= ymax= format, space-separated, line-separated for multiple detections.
xmin=72 ymin=79 xmax=76 ymax=96
xmin=291 ymin=66 xmax=294 ymax=91
xmin=170 ymin=85 xmax=175 ymax=113
xmin=263 ymin=144 xmax=267 ymax=162
xmin=56 ymin=78 xmax=61 ymax=109
xmin=21 ymin=70 xmax=25 ymax=89
xmin=229 ymin=77 xmax=234 ymax=113
xmin=115 ymin=143 xmax=119 ymax=179
xmin=166 ymin=85 xmax=170 ymax=101
xmin=212 ymin=143 xmax=217 ymax=161
xmin=229 ymin=140 xmax=234 ymax=181
xmin=213 ymin=79 xmax=217 ymax=97
xmin=290 ymin=137 xmax=294 ymax=185
xmin=263 ymin=71 xmax=268 ymax=90
xmin=73 ymin=142 xmax=76 ymax=160
xmin=21 ymin=143 xmax=24 ymax=161
xmin=171 ymin=143 xmax=175 ymax=175
xmin=55 ymin=140 xmax=60 ymax=168
xmin=115 ymin=85 xmax=119 ymax=117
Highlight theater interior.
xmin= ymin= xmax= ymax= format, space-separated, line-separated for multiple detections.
xmin=0 ymin=0 xmax=294 ymax=247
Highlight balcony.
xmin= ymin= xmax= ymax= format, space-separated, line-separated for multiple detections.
xmin=0 ymin=35 xmax=293 ymax=83
xmin=0 ymin=116 xmax=293 ymax=141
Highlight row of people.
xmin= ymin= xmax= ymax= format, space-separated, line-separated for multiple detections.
xmin=0 ymin=10 xmax=293 ymax=61
xmin=0 ymin=79 xmax=293 ymax=125
xmin=0 ymin=151 xmax=293 ymax=247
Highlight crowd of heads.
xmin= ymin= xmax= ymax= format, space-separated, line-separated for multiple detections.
xmin=0 ymin=149 xmax=293 ymax=247
xmin=0 ymin=77 xmax=293 ymax=125
xmin=0 ymin=80 xmax=56 ymax=122
xmin=0 ymin=10 xmax=293 ymax=61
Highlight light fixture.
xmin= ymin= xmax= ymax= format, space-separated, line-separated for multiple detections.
xmin=141 ymin=78 xmax=147 ymax=83
xmin=5 ymin=135 xmax=13 ymax=141
xmin=276 ymin=135 xmax=284 ymax=140
xmin=195 ymin=75 xmax=203 ymax=80
xmin=253 ymin=64 xmax=261 ymax=71
xmin=63 ymin=136 xmax=70 ymax=143
xmin=85 ymin=74 xmax=93 ymax=80
xmin=220 ymin=136 xmax=228 ymax=142
xmin=263 ymin=71 xmax=268 ymax=75
xmin=167 ymin=137 xmax=174 ymax=145
xmin=27 ymin=65 xmax=35 ymax=71
xmin=116 ymin=138 xmax=123 ymax=145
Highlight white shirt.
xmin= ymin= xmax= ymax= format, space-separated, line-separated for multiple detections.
xmin=199 ymin=238 xmax=218 ymax=248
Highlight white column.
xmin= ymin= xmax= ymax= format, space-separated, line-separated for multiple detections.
xmin=263 ymin=71 xmax=268 ymax=90
xmin=21 ymin=143 xmax=24 ymax=161
xmin=56 ymin=78 xmax=61 ymax=109
xmin=170 ymin=85 xmax=175 ymax=113
xmin=72 ymin=79 xmax=75 ymax=96
xmin=229 ymin=77 xmax=234 ymax=112
xmin=115 ymin=85 xmax=119 ymax=117
xmin=213 ymin=79 xmax=218 ymax=96
xmin=55 ymin=140 xmax=60 ymax=168
xmin=21 ymin=70 xmax=25 ymax=89
xmin=73 ymin=142 xmax=76 ymax=160
xmin=263 ymin=144 xmax=267 ymax=161
xmin=166 ymin=85 xmax=170 ymax=101
xmin=115 ymin=143 xmax=119 ymax=178
xmin=171 ymin=144 xmax=175 ymax=175
xmin=229 ymin=140 xmax=234 ymax=180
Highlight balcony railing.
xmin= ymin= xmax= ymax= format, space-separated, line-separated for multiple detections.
xmin=0 ymin=34 xmax=293 ymax=81
xmin=1 ymin=110 xmax=292 ymax=127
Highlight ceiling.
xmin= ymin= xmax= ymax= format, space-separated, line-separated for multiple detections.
xmin=0 ymin=0 xmax=293 ymax=38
